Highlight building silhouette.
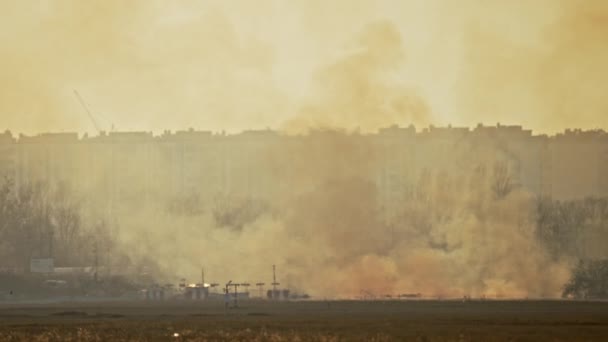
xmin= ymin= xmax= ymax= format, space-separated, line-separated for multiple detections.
xmin=1 ymin=125 xmax=607 ymax=218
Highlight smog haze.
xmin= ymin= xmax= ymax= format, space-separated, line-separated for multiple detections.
xmin=1 ymin=1 xmax=608 ymax=301
xmin=1 ymin=0 xmax=608 ymax=134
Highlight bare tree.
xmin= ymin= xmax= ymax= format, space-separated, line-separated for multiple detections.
xmin=0 ymin=178 xmax=119 ymax=270
xmin=491 ymin=161 xmax=513 ymax=200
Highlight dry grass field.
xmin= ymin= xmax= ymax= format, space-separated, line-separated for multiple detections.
xmin=0 ymin=300 xmax=607 ymax=341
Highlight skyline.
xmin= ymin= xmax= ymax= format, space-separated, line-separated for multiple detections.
xmin=2 ymin=122 xmax=608 ymax=140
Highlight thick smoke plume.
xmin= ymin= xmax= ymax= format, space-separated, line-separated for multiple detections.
xmin=2 ymin=1 xmax=606 ymax=298
xmin=96 ymin=132 xmax=573 ymax=299
xmin=283 ymin=20 xmax=431 ymax=133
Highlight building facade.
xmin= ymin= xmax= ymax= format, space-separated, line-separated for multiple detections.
xmin=1 ymin=125 xmax=607 ymax=217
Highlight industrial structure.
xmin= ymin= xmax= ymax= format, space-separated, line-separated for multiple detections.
xmin=142 ymin=265 xmax=292 ymax=302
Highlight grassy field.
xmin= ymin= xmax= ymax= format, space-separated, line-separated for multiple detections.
xmin=0 ymin=300 xmax=607 ymax=341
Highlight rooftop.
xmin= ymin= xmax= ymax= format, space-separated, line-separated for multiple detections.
xmin=2 ymin=124 xmax=606 ymax=143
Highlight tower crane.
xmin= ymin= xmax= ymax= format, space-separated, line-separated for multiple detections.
xmin=73 ymin=89 xmax=101 ymax=133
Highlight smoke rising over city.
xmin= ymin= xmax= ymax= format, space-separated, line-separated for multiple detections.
xmin=2 ymin=126 xmax=607 ymax=298
xmin=1 ymin=1 xmax=608 ymax=300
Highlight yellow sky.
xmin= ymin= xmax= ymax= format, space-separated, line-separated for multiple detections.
xmin=1 ymin=0 xmax=606 ymax=135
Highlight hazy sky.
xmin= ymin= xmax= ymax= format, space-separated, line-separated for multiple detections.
xmin=1 ymin=0 xmax=607 ymax=135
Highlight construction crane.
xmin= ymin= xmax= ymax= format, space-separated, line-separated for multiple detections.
xmin=73 ymin=89 xmax=101 ymax=133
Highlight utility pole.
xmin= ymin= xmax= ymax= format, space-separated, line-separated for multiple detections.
xmin=271 ymin=265 xmax=280 ymax=299
xmin=225 ymin=281 xmax=240 ymax=308
xmin=231 ymin=283 xmax=241 ymax=308
xmin=93 ymin=240 xmax=99 ymax=283
xmin=225 ymin=280 xmax=232 ymax=309
xmin=256 ymin=282 xmax=265 ymax=298
xmin=48 ymin=230 xmax=54 ymax=259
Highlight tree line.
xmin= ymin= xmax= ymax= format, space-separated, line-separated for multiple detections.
xmin=0 ymin=177 xmax=114 ymax=272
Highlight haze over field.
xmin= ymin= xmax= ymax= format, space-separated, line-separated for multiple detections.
xmin=1 ymin=0 xmax=607 ymax=134
xmin=1 ymin=1 xmax=608 ymax=300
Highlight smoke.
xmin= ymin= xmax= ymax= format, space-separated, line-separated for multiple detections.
xmin=3 ymin=1 xmax=606 ymax=298
xmin=0 ymin=1 xmax=144 ymax=132
xmin=453 ymin=0 xmax=608 ymax=133
xmin=2 ymin=1 xmax=607 ymax=134
xmin=90 ymin=131 xmax=572 ymax=299
xmin=283 ymin=20 xmax=431 ymax=133
xmin=0 ymin=1 xmax=287 ymax=134
xmin=270 ymin=156 xmax=568 ymax=298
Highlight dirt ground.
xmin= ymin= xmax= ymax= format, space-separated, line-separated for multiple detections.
xmin=0 ymin=300 xmax=607 ymax=341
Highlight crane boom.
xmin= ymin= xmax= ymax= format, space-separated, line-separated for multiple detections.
xmin=73 ymin=90 xmax=101 ymax=133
